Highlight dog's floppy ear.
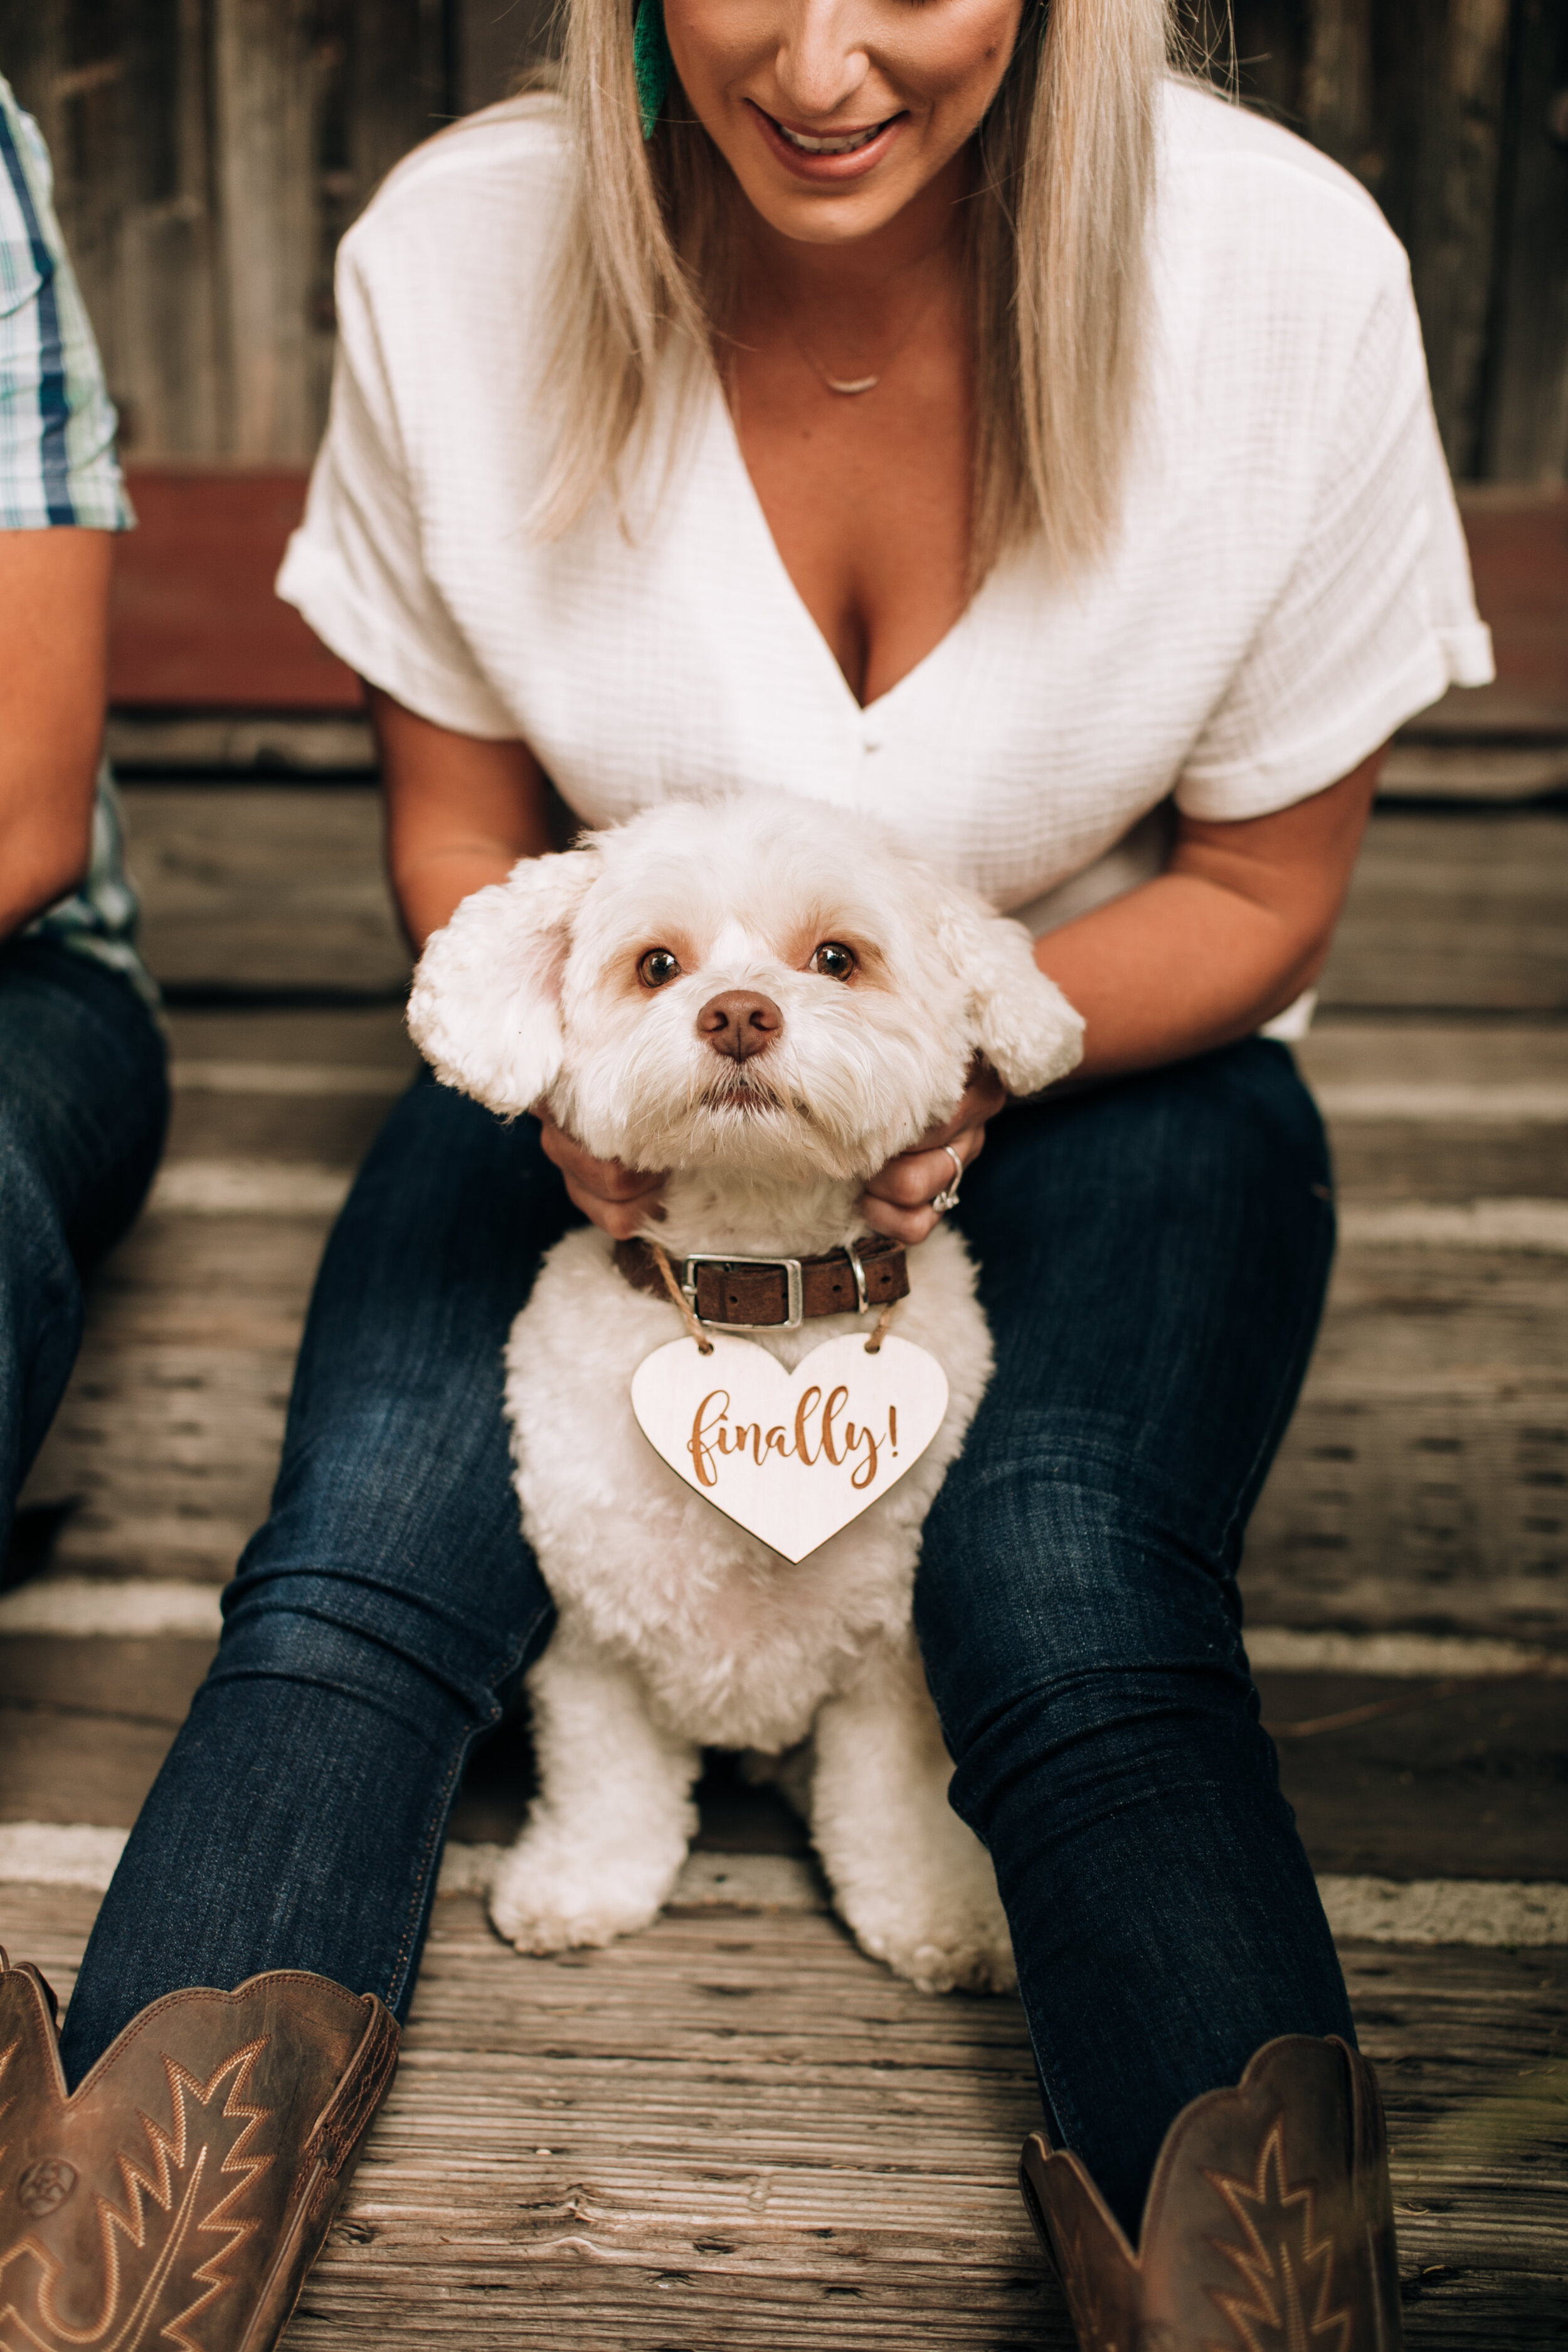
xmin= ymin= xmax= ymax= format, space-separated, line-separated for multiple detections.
xmin=407 ymin=845 xmax=601 ymax=1115
xmin=935 ymin=886 xmax=1085 ymax=1097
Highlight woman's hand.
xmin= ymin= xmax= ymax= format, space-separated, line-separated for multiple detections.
xmin=541 ymin=1061 xmax=1006 ymax=1248
xmin=537 ymin=1113 xmax=668 ymax=1239
xmin=859 ymin=1061 xmax=1007 ymax=1246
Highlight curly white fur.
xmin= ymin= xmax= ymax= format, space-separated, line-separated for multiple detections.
xmin=408 ymin=795 xmax=1084 ymax=1994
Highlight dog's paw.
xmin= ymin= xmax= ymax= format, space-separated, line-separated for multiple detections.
xmin=488 ymin=1838 xmax=674 ymax=1956
xmin=834 ymin=1880 xmax=1017 ymax=1996
xmin=869 ymin=1920 xmax=1018 ymax=1997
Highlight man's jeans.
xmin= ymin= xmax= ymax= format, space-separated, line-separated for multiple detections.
xmin=0 ymin=938 xmax=167 ymax=1572
xmin=61 ymin=1038 xmax=1352 ymax=2236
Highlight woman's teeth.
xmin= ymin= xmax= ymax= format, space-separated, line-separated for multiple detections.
xmin=774 ymin=117 xmax=889 ymax=156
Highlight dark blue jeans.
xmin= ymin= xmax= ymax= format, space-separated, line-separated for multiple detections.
xmin=0 ymin=939 xmax=168 ymax=1572
xmin=61 ymin=1039 xmax=1352 ymax=2238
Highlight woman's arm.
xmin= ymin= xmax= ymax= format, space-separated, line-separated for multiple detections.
xmin=0 ymin=528 xmax=113 ymax=941
xmin=1035 ymin=748 xmax=1384 ymax=1080
xmin=861 ymin=748 xmax=1384 ymax=1242
xmin=371 ymin=685 xmax=555 ymax=951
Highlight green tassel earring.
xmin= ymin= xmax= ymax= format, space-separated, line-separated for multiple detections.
xmin=633 ymin=0 xmax=672 ymax=139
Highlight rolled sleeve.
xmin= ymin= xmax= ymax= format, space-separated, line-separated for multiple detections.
xmin=276 ymin=226 xmax=516 ymax=739
xmin=1177 ymin=258 xmax=1493 ymax=821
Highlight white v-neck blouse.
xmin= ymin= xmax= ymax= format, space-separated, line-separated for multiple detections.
xmin=279 ymin=80 xmax=1491 ymax=938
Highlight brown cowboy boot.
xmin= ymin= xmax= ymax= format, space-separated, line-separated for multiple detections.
xmin=0 ymin=1947 xmax=400 ymax=2352
xmin=1020 ymin=2035 xmax=1405 ymax=2351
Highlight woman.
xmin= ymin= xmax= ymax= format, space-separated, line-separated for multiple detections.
xmin=0 ymin=0 xmax=1490 ymax=2342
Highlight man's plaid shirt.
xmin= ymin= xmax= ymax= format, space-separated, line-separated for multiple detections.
xmin=1 ymin=73 xmax=149 ymax=1001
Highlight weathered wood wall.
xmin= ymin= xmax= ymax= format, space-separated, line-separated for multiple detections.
xmin=1 ymin=0 xmax=1565 ymax=478
xmin=0 ymin=0 xmax=537 ymax=463
xmin=1209 ymin=0 xmax=1568 ymax=479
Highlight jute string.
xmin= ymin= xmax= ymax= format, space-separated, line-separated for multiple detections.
xmin=649 ymin=1241 xmax=714 ymax=1354
xmin=864 ymin=1298 xmax=899 ymax=1355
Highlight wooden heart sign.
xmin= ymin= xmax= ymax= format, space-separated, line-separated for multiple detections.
xmin=630 ymin=1332 xmax=950 ymax=1564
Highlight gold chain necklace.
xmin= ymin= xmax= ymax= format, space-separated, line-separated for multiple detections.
xmin=778 ymin=275 xmax=944 ymax=397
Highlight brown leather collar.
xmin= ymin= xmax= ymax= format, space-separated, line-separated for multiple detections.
xmin=614 ymin=1234 xmax=909 ymax=1331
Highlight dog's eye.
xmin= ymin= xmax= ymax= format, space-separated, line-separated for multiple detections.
xmin=809 ymin=941 xmax=857 ymax=981
xmin=638 ymin=948 xmax=681 ymax=989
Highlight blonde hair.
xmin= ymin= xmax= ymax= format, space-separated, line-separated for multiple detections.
xmin=534 ymin=0 xmax=1177 ymax=578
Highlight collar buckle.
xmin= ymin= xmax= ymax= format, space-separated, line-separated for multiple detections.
xmin=681 ymin=1252 xmax=805 ymax=1331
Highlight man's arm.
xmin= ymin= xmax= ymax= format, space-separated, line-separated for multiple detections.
xmin=0 ymin=528 xmax=114 ymax=941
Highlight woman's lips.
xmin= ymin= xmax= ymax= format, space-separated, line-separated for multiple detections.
xmin=749 ymin=102 xmax=904 ymax=181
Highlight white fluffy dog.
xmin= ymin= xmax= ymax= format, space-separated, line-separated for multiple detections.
xmin=408 ymin=795 xmax=1083 ymax=1993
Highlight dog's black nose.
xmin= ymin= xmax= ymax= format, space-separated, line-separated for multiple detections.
xmin=697 ymin=990 xmax=783 ymax=1062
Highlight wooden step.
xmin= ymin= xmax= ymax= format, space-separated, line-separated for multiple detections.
xmin=1 ymin=1629 xmax=1562 ymax=1884
xmin=16 ymin=1005 xmax=1568 ymax=1639
xmin=125 ymin=784 xmax=405 ymax=999
xmin=19 ymin=1216 xmax=1567 ymax=1628
xmin=1318 ymin=807 xmax=1568 ymax=1014
xmin=1243 ymin=1244 xmax=1568 ymax=1642
xmin=110 ymin=469 xmax=362 ymax=712
xmin=0 ymin=1882 xmax=1559 ymax=2348
xmin=1379 ymin=741 xmax=1568 ymax=802
xmin=117 ymin=790 xmax=1568 ymax=1011
xmin=1297 ymin=1021 xmax=1568 ymax=1202
xmin=1406 ymin=489 xmax=1568 ymax=741
xmin=1255 ymin=1669 xmax=1568 ymax=1882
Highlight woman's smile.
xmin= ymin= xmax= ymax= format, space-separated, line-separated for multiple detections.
xmin=750 ymin=101 xmax=906 ymax=181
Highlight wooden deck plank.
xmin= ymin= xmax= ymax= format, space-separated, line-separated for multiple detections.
xmin=1327 ymin=1127 xmax=1568 ymax=1203
xmin=24 ymin=1211 xmax=1566 ymax=1630
xmin=1320 ymin=810 xmax=1568 ymax=1013
xmin=125 ymin=784 xmax=406 ymax=998
xmin=1379 ymin=743 xmax=1568 ymax=802
xmin=144 ymin=1005 xmax=1565 ymax=1194
xmin=119 ymin=790 xmax=1568 ymax=1012
xmin=0 ymin=1640 xmax=1561 ymax=1885
xmin=1256 ymin=1671 xmax=1568 ymax=1882
xmin=0 ymin=1636 xmax=215 ymax=1728
xmin=154 ymin=1055 xmax=1568 ymax=1208
xmin=0 ymin=1887 xmax=1557 ymax=2348
xmin=15 ymin=999 xmax=1568 ymax=1621
xmin=1295 ymin=1022 xmax=1568 ymax=1202
xmin=164 ymin=1005 xmax=417 ymax=1066
xmin=1244 ymin=1248 xmax=1568 ymax=1642
xmin=16 ymin=1209 xmax=313 ymax=1581
xmin=164 ymin=1084 xmax=402 ymax=1169
xmin=1297 ymin=1021 xmax=1568 ymax=1088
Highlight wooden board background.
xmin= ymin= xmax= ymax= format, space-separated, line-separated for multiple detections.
xmin=2 ymin=1886 xmax=1562 ymax=2349
xmin=0 ymin=0 xmax=1563 ymax=485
